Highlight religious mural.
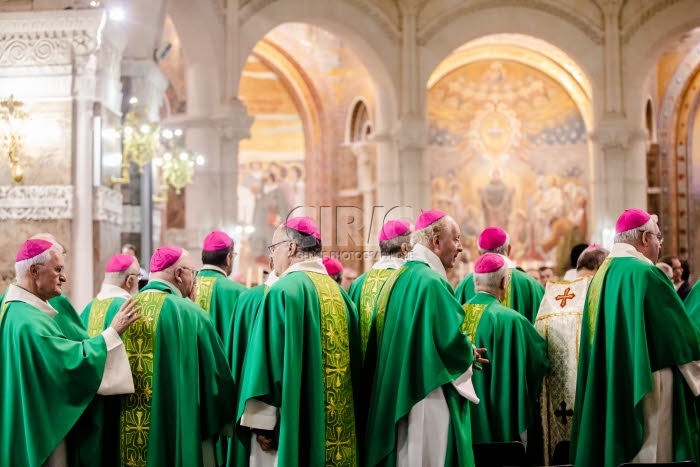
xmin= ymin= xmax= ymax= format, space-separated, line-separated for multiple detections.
xmin=428 ymin=60 xmax=589 ymax=273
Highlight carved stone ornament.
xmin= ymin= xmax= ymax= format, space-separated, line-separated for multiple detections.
xmin=93 ymin=185 xmax=122 ymax=225
xmin=0 ymin=185 xmax=73 ymax=220
xmin=589 ymin=118 xmax=646 ymax=151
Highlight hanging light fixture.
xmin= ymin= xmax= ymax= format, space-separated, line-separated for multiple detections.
xmin=151 ymin=128 xmax=206 ymax=201
xmin=0 ymin=95 xmax=29 ymax=183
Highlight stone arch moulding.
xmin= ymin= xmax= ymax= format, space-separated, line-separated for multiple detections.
xmin=344 ymin=97 xmax=374 ymax=144
xmin=243 ymin=38 xmax=332 ymax=208
xmin=238 ymin=0 xmax=399 ymax=135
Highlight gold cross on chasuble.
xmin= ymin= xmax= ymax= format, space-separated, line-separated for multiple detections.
xmin=555 ymin=287 xmax=576 ymax=308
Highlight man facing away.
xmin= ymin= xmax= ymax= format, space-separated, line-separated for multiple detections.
xmin=0 ymin=239 xmax=139 ymax=466
xmin=236 ymin=216 xmax=362 ymax=466
xmin=455 ymin=226 xmax=544 ymax=323
xmin=364 ymin=210 xmax=484 ymax=467
xmin=534 ymin=244 xmax=609 ymax=464
xmin=195 ymin=231 xmax=248 ymax=342
xmin=121 ymin=245 xmax=235 ymax=466
xmin=463 ymin=253 xmax=549 ymax=460
xmin=571 ymin=209 xmax=700 ymax=467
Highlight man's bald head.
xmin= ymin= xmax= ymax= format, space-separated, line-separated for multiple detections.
xmin=150 ymin=248 xmax=196 ymax=297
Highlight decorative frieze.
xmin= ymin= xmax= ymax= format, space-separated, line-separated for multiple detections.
xmin=93 ymin=185 xmax=122 ymax=225
xmin=0 ymin=185 xmax=72 ymax=220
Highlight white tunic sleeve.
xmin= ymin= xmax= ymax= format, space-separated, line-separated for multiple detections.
xmin=97 ymin=327 xmax=135 ymax=395
xmin=241 ymin=399 xmax=279 ymax=431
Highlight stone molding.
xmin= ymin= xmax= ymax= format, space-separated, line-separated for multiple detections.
xmin=121 ymin=59 xmax=169 ymax=120
xmin=93 ymin=186 xmax=123 ymax=225
xmin=121 ymin=204 xmax=141 ymax=233
xmin=394 ymin=116 xmax=428 ymax=150
xmin=0 ymin=185 xmax=73 ymax=220
xmin=589 ymin=119 xmax=647 ymax=152
xmin=621 ymin=0 xmax=682 ymax=44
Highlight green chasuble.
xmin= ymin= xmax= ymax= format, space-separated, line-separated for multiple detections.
xmin=82 ymin=297 xmax=127 ymax=337
xmin=348 ymin=268 xmax=395 ymax=359
xmin=122 ymin=280 xmax=235 ymax=467
xmin=196 ymin=267 xmax=248 ymax=342
xmin=455 ymin=268 xmax=544 ymax=323
xmin=236 ymin=268 xmax=362 ymax=466
xmin=685 ymin=281 xmax=700 ymax=327
xmin=571 ymin=256 xmax=700 ymax=467
xmin=462 ymin=292 xmax=549 ymax=446
xmin=365 ymin=259 xmax=476 ymax=467
xmin=225 ymin=284 xmax=268 ymax=467
xmin=0 ymin=289 xmax=111 ymax=466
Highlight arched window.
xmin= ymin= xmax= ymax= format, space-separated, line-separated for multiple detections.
xmin=346 ymin=99 xmax=373 ymax=143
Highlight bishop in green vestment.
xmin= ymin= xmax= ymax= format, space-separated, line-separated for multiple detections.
xmin=121 ymin=245 xmax=235 ymax=467
xmin=463 ymin=254 xmax=549 ymax=455
xmin=571 ymin=209 xmax=700 ymax=467
xmin=1 ymin=239 xmax=139 ymax=467
xmin=348 ymin=219 xmax=412 ymax=359
xmin=237 ymin=217 xmax=362 ymax=466
xmin=225 ymin=271 xmax=278 ymax=467
xmin=455 ymin=226 xmax=544 ymax=323
xmin=365 ymin=210 xmax=482 ymax=467
xmin=195 ymin=231 xmax=248 ymax=342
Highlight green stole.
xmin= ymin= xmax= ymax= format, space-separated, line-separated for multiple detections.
xmin=122 ymin=280 xmax=235 ymax=466
xmin=195 ymin=268 xmax=248 ymax=342
xmin=685 ymin=281 xmax=700 ymax=327
xmin=82 ymin=297 xmax=126 ymax=337
xmin=455 ymin=268 xmax=544 ymax=323
xmin=348 ymin=268 xmax=395 ymax=359
xmin=236 ymin=270 xmax=361 ymax=466
xmin=364 ymin=260 xmax=476 ymax=467
xmin=571 ymin=257 xmax=700 ymax=467
xmin=462 ymin=293 xmax=549 ymax=456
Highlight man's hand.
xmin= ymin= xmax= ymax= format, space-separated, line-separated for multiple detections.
xmin=474 ymin=347 xmax=489 ymax=371
xmin=255 ymin=430 xmax=278 ymax=452
xmin=108 ymin=297 xmax=142 ymax=335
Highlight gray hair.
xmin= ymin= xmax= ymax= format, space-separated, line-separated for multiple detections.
xmin=104 ymin=262 xmax=140 ymax=287
xmin=478 ymin=233 xmax=511 ymax=256
xmin=379 ymin=232 xmax=412 ymax=256
xmin=286 ymin=226 xmax=322 ymax=257
xmin=473 ymin=266 xmax=508 ymax=290
xmin=614 ymin=215 xmax=659 ymax=244
xmin=411 ymin=217 xmax=450 ymax=248
xmin=577 ymin=246 xmax=610 ymax=272
xmin=15 ymin=244 xmax=61 ymax=280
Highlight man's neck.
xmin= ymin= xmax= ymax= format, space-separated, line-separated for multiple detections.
xmin=476 ymin=289 xmax=504 ymax=302
xmin=15 ymin=280 xmax=50 ymax=302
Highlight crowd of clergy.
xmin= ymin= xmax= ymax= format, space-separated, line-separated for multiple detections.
xmin=2 ymin=206 xmax=700 ymax=467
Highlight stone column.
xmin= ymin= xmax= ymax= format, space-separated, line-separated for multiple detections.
xmin=373 ymin=130 xmax=402 ymax=210
xmin=351 ymin=142 xmax=376 ymax=270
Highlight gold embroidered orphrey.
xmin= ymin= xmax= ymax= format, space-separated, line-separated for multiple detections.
xmin=502 ymin=269 xmax=514 ymax=308
xmin=585 ymin=258 xmax=612 ymax=345
xmin=194 ymin=276 xmax=216 ymax=313
xmin=86 ymin=298 xmax=113 ymax=337
xmin=304 ymin=271 xmax=358 ymax=467
xmin=461 ymin=303 xmax=488 ymax=343
xmin=374 ymin=265 xmax=409 ymax=340
xmin=358 ymin=268 xmax=394 ymax=358
xmin=119 ymin=292 xmax=166 ymax=467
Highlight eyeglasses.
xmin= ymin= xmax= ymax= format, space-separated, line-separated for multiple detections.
xmin=267 ymin=239 xmax=291 ymax=255
xmin=641 ymin=230 xmax=664 ymax=245
xmin=179 ymin=266 xmax=199 ymax=278
xmin=128 ymin=273 xmax=143 ymax=281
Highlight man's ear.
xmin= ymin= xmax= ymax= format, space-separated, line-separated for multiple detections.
xmin=225 ymin=251 xmax=233 ymax=268
xmin=29 ymin=263 xmax=40 ymax=277
xmin=288 ymin=242 xmax=297 ymax=257
xmin=507 ymin=244 xmax=512 ymax=256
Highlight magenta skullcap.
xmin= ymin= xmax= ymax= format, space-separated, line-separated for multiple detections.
xmin=474 ymin=253 xmax=506 ymax=274
xmin=283 ymin=216 xmax=321 ymax=240
xmin=322 ymin=257 xmax=343 ymax=275
xmin=202 ymin=231 xmax=233 ymax=252
xmin=16 ymin=239 xmax=53 ymax=262
xmin=615 ymin=208 xmax=651 ymax=233
xmin=379 ymin=219 xmax=411 ymax=242
xmin=105 ymin=254 xmax=136 ymax=273
xmin=150 ymin=246 xmax=183 ymax=272
xmin=585 ymin=243 xmax=601 ymax=250
xmin=478 ymin=227 xmax=508 ymax=250
xmin=415 ymin=210 xmax=447 ymax=231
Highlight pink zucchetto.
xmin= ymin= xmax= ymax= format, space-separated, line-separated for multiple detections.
xmin=585 ymin=243 xmax=601 ymax=250
xmin=150 ymin=246 xmax=183 ymax=273
xmin=379 ymin=219 xmax=411 ymax=242
xmin=16 ymin=239 xmax=53 ymax=262
xmin=283 ymin=216 xmax=321 ymax=240
xmin=322 ymin=257 xmax=343 ymax=275
xmin=478 ymin=227 xmax=508 ymax=251
xmin=615 ymin=208 xmax=651 ymax=233
xmin=202 ymin=231 xmax=233 ymax=252
xmin=415 ymin=210 xmax=447 ymax=231
xmin=105 ymin=254 xmax=136 ymax=273
xmin=474 ymin=253 xmax=506 ymax=274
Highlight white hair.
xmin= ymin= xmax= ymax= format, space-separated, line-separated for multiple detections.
xmin=103 ymin=262 xmax=140 ymax=287
xmin=614 ymin=215 xmax=659 ymax=244
xmin=478 ymin=233 xmax=511 ymax=256
xmin=473 ymin=266 xmax=508 ymax=290
xmin=411 ymin=216 xmax=451 ymax=248
xmin=14 ymin=244 xmax=62 ymax=280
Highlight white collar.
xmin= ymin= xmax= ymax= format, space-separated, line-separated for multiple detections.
xmin=265 ymin=271 xmax=279 ymax=286
xmin=5 ymin=284 xmax=58 ymax=317
xmin=97 ymin=283 xmax=132 ymax=301
xmin=201 ymin=264 xmax=228 ymax=276
xmin=405 ymin=244 xmax=448 ymax=279
xmin=499 ymin=255 xmax=516 ymax=269
xmin=608 ymin=243 xmax=654 ymax=265
xmin=372 ymin=256 xmax=405 ymax=270
xmin=279 ymin=257 xmax=327 ymax=278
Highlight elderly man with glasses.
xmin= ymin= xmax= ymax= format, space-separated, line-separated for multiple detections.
xmin=571 ymin=209 xmax=700 ymax=467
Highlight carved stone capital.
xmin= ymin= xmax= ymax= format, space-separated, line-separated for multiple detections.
xmin=214 ymin=98 xmax=255 ymax=142
xmin=589 ymin=118 xmax=647 ymax=152
xmin=93 ymin=186 xmax=122 ymax=225
xmin=0 ymin=185 xmax=73 ymax=220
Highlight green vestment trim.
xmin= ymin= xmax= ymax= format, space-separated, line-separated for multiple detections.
xmin=357 ymin=269 xmax=394 ymax=358
xmin=86 ymin=298 xmax=115 ymax=337
xmin=584 ymin=257 xmax=611 ymax=345
xmin=195 ymin=276 xmax=217 ymax=311
xmin=460 ymin=303 xmax=487 ymax=343
xmin=120 ymin=292 xmax=166 ymax=467
xmin=374 ymin=266 xmax=408 ymax=339
xmin=502 ymin=269 xmax=514 ymax=308
xmin=304 ymin=272 xmax=358 ymax=466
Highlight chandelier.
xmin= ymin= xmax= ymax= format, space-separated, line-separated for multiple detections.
xmin=153 ymin=129 xmax=205 ymax=198
xmin=0 ymin=95 xmax=29 ymax=183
